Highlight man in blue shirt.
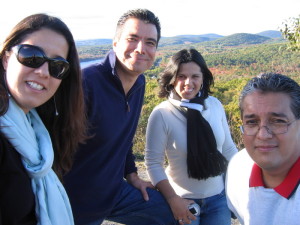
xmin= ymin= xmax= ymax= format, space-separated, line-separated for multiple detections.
xmin=64 ymin=9 xmax=176 ymax=225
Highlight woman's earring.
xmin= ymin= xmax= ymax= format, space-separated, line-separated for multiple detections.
xmin=53 ymin=96 xmax=59 ymax=116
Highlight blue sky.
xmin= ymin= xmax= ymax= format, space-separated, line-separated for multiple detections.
xmin=0 ymin=0 xmax=299 ymax=42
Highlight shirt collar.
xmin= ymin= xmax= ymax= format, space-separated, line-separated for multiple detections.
xmin=249 ymin=157 xmax=300 ymax=199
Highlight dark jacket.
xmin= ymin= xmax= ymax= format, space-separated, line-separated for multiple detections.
xmin=0 ymin=132 xmax=37 ymax=225
xmin=64 ymin=50 xmax=145 ymax=223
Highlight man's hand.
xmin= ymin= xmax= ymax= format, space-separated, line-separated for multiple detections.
xmin=126 ymin=172 xmax=155 ymax=201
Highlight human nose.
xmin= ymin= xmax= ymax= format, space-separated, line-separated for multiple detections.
xmin=34 ymin=62 xmax=50 ymax=78
xmin=135 ymin=40 xmax=145 ymax=55
xmin=256 ymin=125 xmax=273 ymax=139
xmin=184 ymin=77 xmax=191 ymax=85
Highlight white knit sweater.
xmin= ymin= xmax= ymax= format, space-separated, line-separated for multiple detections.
xmin=145 ymin=96 xmax=237 ymax=199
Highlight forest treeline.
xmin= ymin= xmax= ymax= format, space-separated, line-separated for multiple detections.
xmin=77 ymin=40 xmax=300 ymax=159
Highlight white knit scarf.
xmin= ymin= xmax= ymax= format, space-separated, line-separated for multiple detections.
xmin=168 ymin=91 xmax=204 ymax=112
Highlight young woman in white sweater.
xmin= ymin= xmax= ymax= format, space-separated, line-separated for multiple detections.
xmin=145 ymin=48 xmax=237 ymax=225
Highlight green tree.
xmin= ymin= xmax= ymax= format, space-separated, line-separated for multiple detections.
xmin=132 ymin=78 xmax=163 ymax=159
xmin=281 ymin=15 xmax=300 ymax=51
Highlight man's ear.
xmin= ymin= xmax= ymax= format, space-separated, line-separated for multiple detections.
xmin=112 ymin=39 xmax=118 ymax=50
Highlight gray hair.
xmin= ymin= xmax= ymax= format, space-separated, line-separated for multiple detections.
xmin=239 ymin=73 xmax=300 ymax=119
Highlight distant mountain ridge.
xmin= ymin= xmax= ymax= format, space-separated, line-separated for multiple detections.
xmin=158 ymin=33 xmax=223 ymax=47
xmin=75 ymin=30 xmax=283 ymax=47
xmin=256 ymin=30 xmax=283 ymax=39
xmin=208 ymin=33 xmax=271 ymax=46
xmin=76 ymin=38 xmax=112 ymax=46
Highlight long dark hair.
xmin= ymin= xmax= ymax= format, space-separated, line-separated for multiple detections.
xmin=158 ymin=48 xmax=214 ymax=99
xmin=159 ymin=48 xmax=227 ymax=179
xmin=0 ymin=14 xmax=87 ymax=178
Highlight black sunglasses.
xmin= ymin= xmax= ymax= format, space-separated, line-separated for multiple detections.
xmin=12 ymin=44 xmax=70 ymax=79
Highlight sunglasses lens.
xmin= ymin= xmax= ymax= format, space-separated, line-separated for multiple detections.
xmin=17 ymin=45 xmax=45 ymax=68
xmin=49 ymin=60 xmax=70 ymax=79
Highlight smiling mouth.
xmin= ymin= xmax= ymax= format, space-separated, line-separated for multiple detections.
xmin=27 ymin=81 xmax=44 ymax=91
xmin=184 ymin=88 xmax=194 ymax=93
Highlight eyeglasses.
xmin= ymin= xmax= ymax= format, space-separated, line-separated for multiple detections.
xmin=240 ymin=120 xmax=297 ymax=136
xmin=12 ymin=44 xmax=69 ymax=79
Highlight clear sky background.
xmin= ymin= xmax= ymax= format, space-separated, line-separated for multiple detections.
xmin=0 ymin=0 xmax=299 ymax=42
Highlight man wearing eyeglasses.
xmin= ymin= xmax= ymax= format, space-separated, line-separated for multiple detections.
xmin=226 ymin=73 xmax=300 ymax=225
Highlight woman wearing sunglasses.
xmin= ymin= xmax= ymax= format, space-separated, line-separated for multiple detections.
xmin=0 ymin=14 xmax=87 ymax=224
